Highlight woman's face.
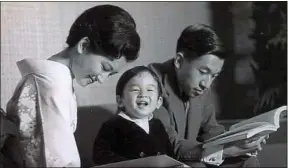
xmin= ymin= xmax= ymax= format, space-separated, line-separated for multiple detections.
xmin=71 ymin=52 xmax=127 ymax=87
xmin=118 ymin=71 xmax=163 ymax=119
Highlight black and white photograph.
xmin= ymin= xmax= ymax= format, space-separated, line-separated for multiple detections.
xmin=1 ymin=1 xmax=287 ymax=168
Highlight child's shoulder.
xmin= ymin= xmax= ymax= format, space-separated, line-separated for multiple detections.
xmin=100 ymin=115 xmax=125 ymax=128
xmin=150 ymin=118 xmax=165 ymax=127
xmin=103 ymin=115 xmax=123 ymax=124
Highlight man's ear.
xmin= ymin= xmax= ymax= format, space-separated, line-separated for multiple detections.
xmin=156 ymin=96 xmax=163 ymax=109
xmin=116 ymin=95 xmax=124 ymax=108
xmin=174 ymin=52 xmax=184 ymax=69
xmin=77 ymin=37 xmax=90 ymax=54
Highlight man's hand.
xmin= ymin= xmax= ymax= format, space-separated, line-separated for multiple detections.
xmin=236 ymin=135 xmax=268 ymax=149
xmin=223 ymin=135 xmax=269 ymax=158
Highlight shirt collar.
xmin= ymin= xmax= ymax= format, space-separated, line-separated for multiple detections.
xmin=118 ymin=111 xmax=151 ymax=134
xmin=118 ymin=111 xmax=153 ymax=122
xmin=163 ymin=59 xmax=189 ymax=101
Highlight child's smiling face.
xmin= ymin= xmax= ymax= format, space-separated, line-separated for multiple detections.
xmin=118 ymin=71 xmax=163 ymax=119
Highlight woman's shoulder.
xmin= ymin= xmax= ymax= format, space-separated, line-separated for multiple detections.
xmin=22 ymin=72 xmax=74 ymax=98
xmin=17 ymin=59 xmax=73 ymax=91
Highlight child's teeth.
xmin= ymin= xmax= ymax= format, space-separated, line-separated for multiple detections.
xmin=137 ymin=101 xmax=148 ymax=106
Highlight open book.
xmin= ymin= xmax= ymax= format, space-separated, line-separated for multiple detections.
xmin=91 ymin=155 xmax=189 ymax=168
xmin=203 ymin=105 xmax=287 ymax=148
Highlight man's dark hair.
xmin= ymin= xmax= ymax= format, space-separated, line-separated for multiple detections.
xmin=116 ymin=66 xmax=162 ymax=98
xmin=66 ymin=4 xmax=140 ymax=61
xmin=176 ymin=24 xmax=226 ymax=60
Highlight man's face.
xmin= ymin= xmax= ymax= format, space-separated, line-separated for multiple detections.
xmin=175 ymin=53 xmax=224 ymax=97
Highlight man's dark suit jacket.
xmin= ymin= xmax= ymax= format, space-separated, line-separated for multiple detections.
xmin=92 ymin=115 xmax=175 ymax=165
xmin=148 ymin=59 xmax=225 ymax=162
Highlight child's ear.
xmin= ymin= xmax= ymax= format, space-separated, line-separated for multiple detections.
xmin=156 ymin=96 xmax=163 ymax=109
xmin=116 ymin=95 xmax=124 ymax=108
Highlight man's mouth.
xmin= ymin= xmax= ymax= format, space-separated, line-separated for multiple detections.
xmin=191 ymin=88 xmax=204 ymax=96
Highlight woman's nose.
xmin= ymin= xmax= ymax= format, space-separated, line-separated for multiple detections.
xmin=97 ymin=73 xmax=109 ymax=83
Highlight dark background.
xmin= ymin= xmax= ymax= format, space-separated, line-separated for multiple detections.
xmin=210 ymin=2 xmax=287 ymax=119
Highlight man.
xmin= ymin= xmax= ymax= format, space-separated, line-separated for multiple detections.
xmin=148 ymin=24 xmax=266 ymax=167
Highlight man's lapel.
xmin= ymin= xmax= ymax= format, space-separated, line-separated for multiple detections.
xmin=162 ymin=61 xmax=187 ymax=136
xmin=186 ymin=94 xmax=204 ymax=140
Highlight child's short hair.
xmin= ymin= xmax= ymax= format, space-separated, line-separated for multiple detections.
xmin=116 ymin=66 xmax=162 ymax=97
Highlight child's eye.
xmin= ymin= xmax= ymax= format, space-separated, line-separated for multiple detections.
xmin=147 ymin=88 xmax=156 ymax=92
xmin=131 ymin=88 xmax=140 ymax=92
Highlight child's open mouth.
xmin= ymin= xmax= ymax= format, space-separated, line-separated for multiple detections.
xmin=136 ymin=100 xmax=149 ymax=108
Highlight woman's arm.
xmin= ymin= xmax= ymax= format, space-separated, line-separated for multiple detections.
xmin=6 ymin=76 xmax=46 ymax=167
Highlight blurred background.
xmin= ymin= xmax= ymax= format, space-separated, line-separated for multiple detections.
xmin=1 ymin=2 xmax=287 ymax=167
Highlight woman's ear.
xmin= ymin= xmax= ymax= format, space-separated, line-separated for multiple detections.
xmin=77 ymin=37 xmax=90 ymax=54
xmin=116 ymin=95 xmax=124 ymax=108
xmin=174 ymin=52 xmax=184 ymax=69
xmin=156 ymin=96 xmax=163 ymax=109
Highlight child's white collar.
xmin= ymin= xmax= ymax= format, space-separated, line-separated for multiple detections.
xmin=118 ymin=111 xmax=152 ymax=134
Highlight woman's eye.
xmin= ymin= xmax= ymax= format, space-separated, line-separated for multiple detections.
xmin=102 ymin=62 xmax=113 ymax=72
xmin=101 ymin=65 xmax=107 ymax=71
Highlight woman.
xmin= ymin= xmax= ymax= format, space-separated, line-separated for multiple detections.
xmin=6 ymin=4 xmax=140 ymax=167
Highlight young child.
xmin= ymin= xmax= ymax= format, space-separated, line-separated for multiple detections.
xmin=92 ymin=66 xmax=175 ymax=165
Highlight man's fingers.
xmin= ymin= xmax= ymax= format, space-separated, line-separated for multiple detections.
xmin=247 ymin=136 xmax=260 ymax=142
xmin=257 ymin=144 xmax=262 ymax=151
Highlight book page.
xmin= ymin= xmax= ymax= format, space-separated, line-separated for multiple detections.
xmin=206 ymin=122 xmax=268 ymax=142
xmin=203 ymin=106 xmax=287 ymax=148
xmin=230 ymin=106 xmax=287 ymax=130
xmin=92 ymin=155 xmax=189 ymax=167
xmin=204 ymin=124 xmax=276 ymax=148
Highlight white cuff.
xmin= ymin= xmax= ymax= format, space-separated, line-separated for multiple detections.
xmin=201 ymin=145 xmax=224 ymax=166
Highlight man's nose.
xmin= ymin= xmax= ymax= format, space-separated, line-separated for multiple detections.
xmin=199 ymin=77 xmax=212 ymax=90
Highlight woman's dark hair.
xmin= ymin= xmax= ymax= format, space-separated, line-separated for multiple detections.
xmin=116 ymin=66 xmax=162 ymax=98
xmin=176 ymin=24 xmax=227 ymax=60
xmin=66 ymin=4 xmax=140 ymax=61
